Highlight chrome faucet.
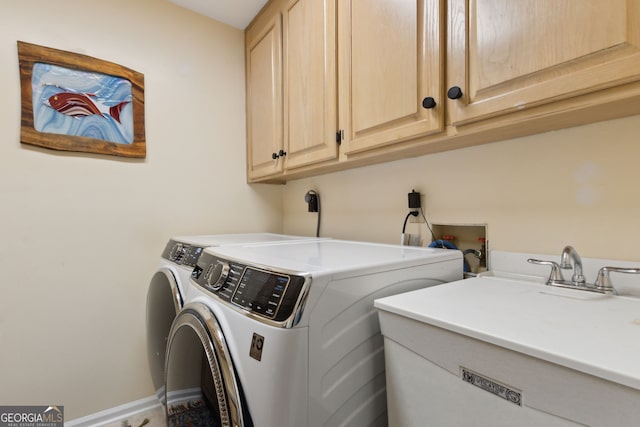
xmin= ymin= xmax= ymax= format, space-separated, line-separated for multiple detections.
xmin=529 ymin=246 xmax=640 ymax=295
xmin=559 ymin=245 xmax=586 ymax=285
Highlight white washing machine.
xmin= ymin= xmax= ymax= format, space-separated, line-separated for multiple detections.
xmin=164 ymin=239 xmax=463 ymax=426
xmin=146 ymin=233 xmax=320 ymax=404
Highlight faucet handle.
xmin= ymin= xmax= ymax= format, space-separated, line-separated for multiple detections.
xmin=527 ymin=259 xmax=566 ymax=284
xmin=595 ymin=266 xmax=640 ymax=295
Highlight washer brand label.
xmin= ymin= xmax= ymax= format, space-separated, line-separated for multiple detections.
xmin=0 ymin=406 xmax=63 ymax=427
xmin=461 ymin=367 xmax=522 ymax=406
xmin=250 ymin=332 xmax=264 ymax=361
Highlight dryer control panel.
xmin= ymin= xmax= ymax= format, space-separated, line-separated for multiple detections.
xmin=162 ymin=239 xmax=204 ymax=267
xmin=191 ymin=252 xmax=307 ymax=325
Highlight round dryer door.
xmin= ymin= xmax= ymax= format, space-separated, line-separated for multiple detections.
xmin=146 ymin=269 xmax=183 ymax=404
xmin=165 ymin=303 xmax=249 ymax=427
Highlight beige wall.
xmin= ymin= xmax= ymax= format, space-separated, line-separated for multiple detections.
xmin=3 ymin=0 xmax=640 ymax=421
xmin=0 ymin=0 xmax=282 ymax=419
xmin=283 ymin=115 xmax=640 ymax=262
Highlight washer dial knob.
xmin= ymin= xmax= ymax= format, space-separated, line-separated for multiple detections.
xmin=205 ymin=261 xmax=230 ymax=291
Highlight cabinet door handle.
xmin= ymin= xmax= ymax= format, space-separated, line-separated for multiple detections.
xmin=447 ymin=86 xmax=463 ymax=100
xmin=272 ymin=152 xmax=279 ymax=160
xmin=422 ymin=97 xmax=437 ymax=109
xmin=278 ymin=149 xmax=287 ymax=157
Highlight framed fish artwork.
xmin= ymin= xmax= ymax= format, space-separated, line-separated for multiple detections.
xmin=17 ymin=41 xmax=145 ymax=158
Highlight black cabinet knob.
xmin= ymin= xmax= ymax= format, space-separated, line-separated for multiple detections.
xmin=447 ymin=86 xmax=463 ymax=100
xmin=422 ymin=97 xmax=437 ymax=109
xmin=272 ymin=152 xmax=279 ymax=160
xmin=278 ymin=149 xmax=287 ymax=157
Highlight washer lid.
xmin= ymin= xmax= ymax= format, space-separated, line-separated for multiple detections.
xmin=206 ymin=239 xmax=462 ymax=278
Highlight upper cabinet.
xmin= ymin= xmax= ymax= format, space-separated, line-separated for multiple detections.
xmin=246 ymin=0 xmax=337 ymax=182
xmin=447 ymin=0 xmax=640 ymax=125
xmin=246 ymin=0 xmax=640 ymax=183
xmin=338 ymin=0 xmax=444 ymax=155
xmin=246 ymin=13 xmax=283 ymax=180
xmin=282 ymin=0 xmax=338 ymax=169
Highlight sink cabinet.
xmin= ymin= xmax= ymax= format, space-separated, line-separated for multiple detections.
xmin=375 ymin=276 xmax=640 ymax=426
xmin=246 ymin=0 xmax=640 ymax=183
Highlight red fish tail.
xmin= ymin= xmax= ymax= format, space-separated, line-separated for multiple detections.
xmin=109 ymin=101 xmax=130 ymax=124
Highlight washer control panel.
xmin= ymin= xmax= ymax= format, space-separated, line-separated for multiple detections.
xmin=191 ymin=252 xmax=307 ymax=324
xmin=162 ymin=239 xmax=204 ymax=267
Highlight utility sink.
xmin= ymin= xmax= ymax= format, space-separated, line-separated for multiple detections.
xmin=375 ymin=275 xmax=640 ymax=426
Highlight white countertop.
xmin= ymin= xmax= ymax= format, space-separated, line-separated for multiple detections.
xmin=375 ymin=274 xmax=640 ymax=391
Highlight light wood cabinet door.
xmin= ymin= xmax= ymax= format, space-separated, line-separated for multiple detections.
xmin=339 ymin=0 xmax=444 ymax=155
xmin=282 ymin=0 xmax=338 ymax=169
xmin=448 ymin=0 xmax=640 ymax=126
xmin=246 ymin=14 xmax=283 ymax=181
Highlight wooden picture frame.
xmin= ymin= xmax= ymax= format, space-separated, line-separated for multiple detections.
xmin=17 ymin=41 xmax=146 ymax=158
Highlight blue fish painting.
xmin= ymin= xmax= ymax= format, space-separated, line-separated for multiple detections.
xmin=32 ymin=63 xmax=134 ymax=144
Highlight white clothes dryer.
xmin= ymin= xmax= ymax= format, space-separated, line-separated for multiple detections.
xmin=146 ymin=233 xmax=319 ymax=404
xmin=164 ymin=239 xmax=463 ymax=426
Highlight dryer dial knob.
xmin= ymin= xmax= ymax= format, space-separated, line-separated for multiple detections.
xmin=205 ymin=261 xmax=230 ymax=291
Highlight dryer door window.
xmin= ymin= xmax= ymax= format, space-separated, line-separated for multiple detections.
xmin=165 ymin=303 xmax=251 ymax=427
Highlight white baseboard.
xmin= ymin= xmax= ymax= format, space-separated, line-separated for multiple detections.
xmin=65 ymin=395 xmax=162 ymax=427
xmin=166 ymin=387 xmax=202 ymax=408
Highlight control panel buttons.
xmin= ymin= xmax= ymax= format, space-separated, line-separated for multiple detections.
xmin=191 ymin=251 xmax=307 ymax=326
xmin=181 ymin=246 xmax=202 ymax=267
xmin=232 ymin=267 xmax=291 ymax=319
xmin=164 ymin=241 xmax=205 ymax=267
